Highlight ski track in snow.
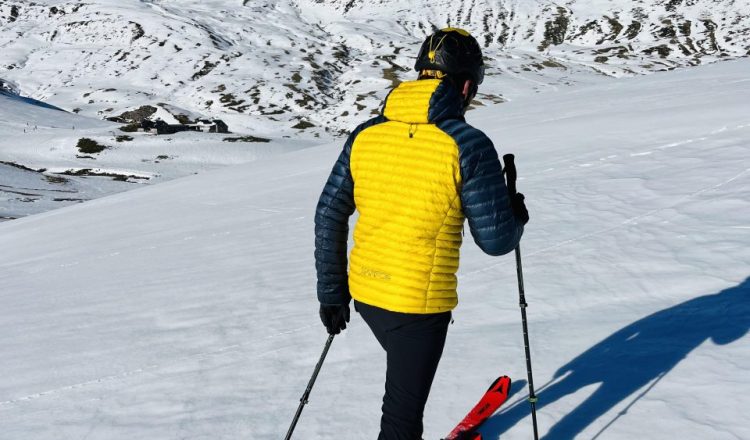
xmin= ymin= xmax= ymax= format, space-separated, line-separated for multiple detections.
xmin=0 ymin=323 xmax=316 ymax=408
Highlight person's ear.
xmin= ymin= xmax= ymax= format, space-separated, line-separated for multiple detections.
xmin=462 ymin=80 xmax=473 ymax=99
xmin=461 ymin=79 xmax=477 ymax=109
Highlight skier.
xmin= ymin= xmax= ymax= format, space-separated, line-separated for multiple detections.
xmin=314 ymin=28 xmax=528 ymax=440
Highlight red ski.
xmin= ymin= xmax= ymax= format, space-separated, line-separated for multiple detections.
xmin=443 ymin=376 xmax=511 ymax=440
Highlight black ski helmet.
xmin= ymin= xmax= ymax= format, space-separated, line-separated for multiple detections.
xmin=414 ymin=28 xmax=485 ymax=85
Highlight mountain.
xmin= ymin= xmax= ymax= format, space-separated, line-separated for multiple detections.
xmin=1 ymin=0 xmax=748 ymax=137
xmin=2 ymin=0 xmax=749 ymax=218
xmin=311 ymin=0 xmax=750 ymax=61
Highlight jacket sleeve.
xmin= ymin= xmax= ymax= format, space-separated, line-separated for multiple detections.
xmin=441 ymin=121 xmax=524 ymax=256
xmin=314 ymin=117 xmax=384 ymax=305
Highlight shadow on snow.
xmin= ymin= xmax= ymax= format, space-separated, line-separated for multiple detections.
xmin=481 ymin=277 xmax=750 ymax=439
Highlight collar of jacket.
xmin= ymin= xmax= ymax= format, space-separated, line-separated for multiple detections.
xmin=381 ymin=79 xmax=465 ymax=124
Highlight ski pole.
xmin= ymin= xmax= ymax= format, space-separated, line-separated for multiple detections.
xmin=284 ymin=334 xmax=335 ymax=440
xmin=503 ymin=154 xmax=540 ymax=440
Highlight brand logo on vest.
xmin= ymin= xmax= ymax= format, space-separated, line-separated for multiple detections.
xmin=361 ymin=266 xmax=391 ymax=281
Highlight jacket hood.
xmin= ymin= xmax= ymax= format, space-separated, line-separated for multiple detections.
xmin=381 ymin=79 xmax=464 ymax=124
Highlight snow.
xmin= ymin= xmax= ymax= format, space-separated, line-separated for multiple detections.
xmin=1 ymin=56 xmax=749 ymax=439
xmin=5 ymin=0 xmax=750 ymax=220
xmin=0 ymin=91 xmax=317 ymax=219
xmin=3 ymin=0 xmax=748 ymax=139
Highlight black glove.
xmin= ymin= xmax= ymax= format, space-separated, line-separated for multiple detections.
xmin=511 ymin=192 xmax=529 ymax=225
xmin=319 ymin=303 xmax=350 ymax=335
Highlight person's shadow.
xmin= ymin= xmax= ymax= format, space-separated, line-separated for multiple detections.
xmin=481 ymin=277 xmax=750 ymax=439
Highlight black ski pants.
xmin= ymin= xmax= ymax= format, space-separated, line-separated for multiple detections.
xmin=355 ymin=300 xmax=451 ymax=440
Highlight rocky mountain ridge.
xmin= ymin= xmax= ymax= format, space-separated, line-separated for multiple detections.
xmin=1 ymin=0 xmax=748 ymax=137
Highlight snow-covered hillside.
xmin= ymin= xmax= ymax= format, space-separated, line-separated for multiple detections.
xmin=0 ymin=90 xmax=313 ymax=219
xmin=311 ymin=0 xmax=750 ymax=60
xmin=3 ymin=0 xmax=750 ymax=219
xmin=1 ymin=58 xmax=748 ymax=440
xmin=2 ymin=0 xmax=749 ymax=136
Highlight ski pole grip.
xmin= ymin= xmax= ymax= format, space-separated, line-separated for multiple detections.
xmin=503 ymin=153 xmax=517 ymax=195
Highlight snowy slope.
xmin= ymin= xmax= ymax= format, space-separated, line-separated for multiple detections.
xmin=0 ymin=90 xmax=313 ymax=219
xmin=1 ymin=58 xmax=748 ymax=439
xmin=2 ymin=0 xmax=749 ymax=137
xmin=309 ymin=0 xmax=750 ymax=60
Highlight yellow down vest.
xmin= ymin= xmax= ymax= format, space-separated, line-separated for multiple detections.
xmin=315 ymin=79 xmax=523 ymax=314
